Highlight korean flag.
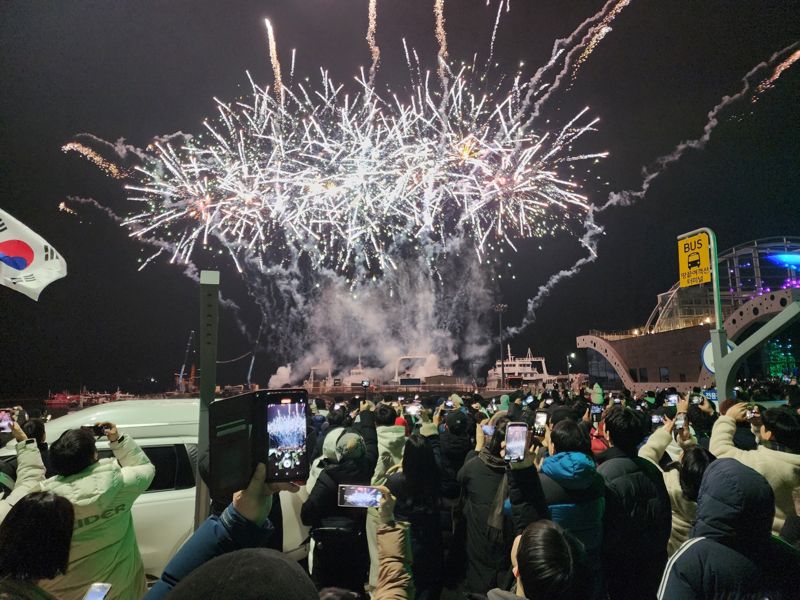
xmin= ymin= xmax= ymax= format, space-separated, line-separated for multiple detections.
xmin=0 ymin=208 xmax=67 ymax=301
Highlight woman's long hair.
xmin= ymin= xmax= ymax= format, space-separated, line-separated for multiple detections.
xmin=0 ymin=491 xmax=74 ymax=581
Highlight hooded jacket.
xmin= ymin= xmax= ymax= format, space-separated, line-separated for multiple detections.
xmin=658 ymin=458 xmax=800 ymax=600
xmin=710 ymin=415 xmax=800 ymax=535
xmin=639 ymin=426 xmax=698 ymax=556
xmin=439 ymin=429 xmax=473 ymax=499
xmin=539 ymin=451 xmax=605 ymax=557
xmin=371 ymin=425 xmax=406 ymax=487
xmin=39 ymin=435 xmax=155 ymax=600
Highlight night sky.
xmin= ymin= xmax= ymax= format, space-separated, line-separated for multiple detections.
xmin=1 ymin=1 xmax=799 ymax=398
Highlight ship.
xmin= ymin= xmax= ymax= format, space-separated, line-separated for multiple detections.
xmin=485 ymin=346 xmax=554 ymax=390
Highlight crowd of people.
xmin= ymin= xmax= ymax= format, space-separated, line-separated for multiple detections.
xmin=0 ymin=378 xmax=798 ymax=600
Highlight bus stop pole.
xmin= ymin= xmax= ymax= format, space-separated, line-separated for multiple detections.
xmin=194 ymin=270 xmax=219 ymax=530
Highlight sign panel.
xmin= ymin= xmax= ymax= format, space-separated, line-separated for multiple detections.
xmin=678 ymin=232 xmax=712 ymax=288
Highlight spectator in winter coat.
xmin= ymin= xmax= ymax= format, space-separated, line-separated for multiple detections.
xmin=711 ymin=402 xmax=800 ymax=536
xmin=658 ymin=458 xmax=800 ymax=600
xmin=302 ymin=406 xmax=377 ymax=592
xmin=39 ymin=423 xmax=155 ymax=600
xmin=457 ymin=418 xmax=515 ymax=594
xmin=387 ymin=430 xmax=443 ymax=600
xmin=0 ymin=423 xmax=46 ymax=524
xmin=438 ymin=410 xmax=473 ymax=500
xmin=539 ymin=419 xmax=605 ymax=598
xmin=639 ymin=400 xmax=716 ymax=556
xmin=21 ymin=419 xmax=53 ymax=478
xmin=597 ymin=407 xmax=671 ymax=600
xmin=367 ymin=404 xmax=406 ymax=590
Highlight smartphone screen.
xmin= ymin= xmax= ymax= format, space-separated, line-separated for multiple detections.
xmin=674 ymin=414 xmax=686 ymax=430
xmin=665 ymin=394 xmax=678 ymax=407
xmin=590 ymin=405 xmax=603 ymax=416
xmin=690 ymin=394 xmax=703 ymax=405
xmin=405 ymin=403 xmax=421 ymax=416
xmin=82 ymin=583 xmax=112 ymax=600
xmin=533 ymin=411 xmax=547 ymax=436
xmin=651 ymin=414 xmax=663 ymax=428
xmin=0 ymin=411 xmax=12 ymax=433
xmin=523 ymin=395 xmax=535 ymax=406
xmin=481 ymin=424 xmax=495 ymax=436
xmin=505 ymin=423 xmax=528 ymax=462
xmin=267 ymin=397 xmax=308 ymax=481
xmin=338 ymin=484 xmax=382 ymax=508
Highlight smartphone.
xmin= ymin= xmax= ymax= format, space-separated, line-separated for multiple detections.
xmin=590 ymin=404 xmax=603 ymax=417
xmin=338 ymin=484 xmax=382 ymax=508
xmin=690 ymin=394 xmax=703 ymax=405
xmin=612 ymin=396 xmax=622 ymax=405
xmin=481 ymin=424 xmax=495 ymax=437
xmin=544 ymin=398 xmax=554 ymax=406
xmin=522 ymin=395 xmax=535 ymax=406
xmin=444 ymin=399 xmax=455 ymax=409
xmin=82 ymin=583 xmax=112 ymax=600
xmin=504 ymin=422 xmax=528 ymax=463
xmin=361 ymin=379 xmax=370 ymax=387
xmin=674 ymin=413 xmax=686 ymax=430
xmin=651 ymin=414 xmax=663 ymax=428
xmin=533 ymin=411 xmax=548 ymax=437
xmin=0 ymin=411 xmax=12 ymax=433
xmin=665 ymin=394 xmax=679 ymax=407
xmin=266 ymin=394 xmax=309 ymax=482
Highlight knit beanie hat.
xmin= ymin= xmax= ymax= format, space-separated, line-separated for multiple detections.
xmin=335 ymin=432 xmax=366 ymax=461
xmin=169 ymin=548 xmax=319 ymax=600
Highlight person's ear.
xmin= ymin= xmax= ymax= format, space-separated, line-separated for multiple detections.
xmin=760 ymin=425 xmax=772 ymax=441
xmin=510 ymin=533 xmax=522 ymax=569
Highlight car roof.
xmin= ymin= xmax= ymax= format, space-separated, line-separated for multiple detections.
xmin=45 ymin=399 xmax=200 ymax=442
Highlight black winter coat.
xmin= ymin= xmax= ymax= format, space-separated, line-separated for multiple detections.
xmin=457 ymin=451 xmax=515 ymax=595
xmin=439 ymin=430 xmax=472 ymax=499
xmin=658 ymin=458 xmax=800 ymax=600
xmin=597 ymin=447 xmax=671 ymax=600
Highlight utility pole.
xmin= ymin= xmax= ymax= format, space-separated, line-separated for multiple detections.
xmin=494 ymin=303 xmax=508 ymax=389
xmin=567 ymin=352 xmax=576 ymax=388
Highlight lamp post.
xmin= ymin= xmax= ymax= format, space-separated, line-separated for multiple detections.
xmin=567 ymin=352 xmax=576 ymax=390
xmin=494 ymin=303 xmax=508 ymax=389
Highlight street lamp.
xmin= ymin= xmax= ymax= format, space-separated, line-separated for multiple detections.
xmin=566 ymin=352 xmax=576 ymax=388
xmin=494 ymin=303 xmax=508 ymax=389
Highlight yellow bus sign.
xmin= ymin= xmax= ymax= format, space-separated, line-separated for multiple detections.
xmin=678 ymin=232 xmax=712 ymax=287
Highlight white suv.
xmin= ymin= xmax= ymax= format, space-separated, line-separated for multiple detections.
xmin=1 ymin=399 xmax=309 ymax=581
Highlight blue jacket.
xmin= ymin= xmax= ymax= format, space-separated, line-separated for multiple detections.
xmin=143 ymin=504 xmax=274 ymax=600
xmin=540 ymin=451 xmax=605 ymax=555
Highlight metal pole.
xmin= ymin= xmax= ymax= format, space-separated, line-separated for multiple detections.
xmin=499 ymin=311 xmax=505 ymax=389
xmin=194 ymin=270 xmax=219 ymax=530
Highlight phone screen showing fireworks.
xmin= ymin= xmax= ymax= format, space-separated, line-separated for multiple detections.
xmin=0 ymin=411 xmax=12 ymax=433
xmin=505 ymin=423 xmax=528 ymax=463
xmin=338 ymin=484 xmax=382 ymax=508
xmin=267 ymin=399 xmax=308 ymax=482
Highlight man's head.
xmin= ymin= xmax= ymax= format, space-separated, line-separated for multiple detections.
xmin=50 ymin=428 xmax=98 ymax=477
xmin=374 ymin=403 xmax=398 ymax=427
xmin=21 ymin=419 xmax=46 ymax=445
xmin=678 ymin=446 xmax=716 ymax=502
xmin=760 ymin=407 xmax=800 ymax=452
xmin=548 ymin=419 xmax=590 ymax=456
xmin=445 ymin=410 xmax=468 ymax=436
xmin=513 ymin=520 xmax=591 ymax=600
xmin=603 ymin=407 xmax=645 ymax=455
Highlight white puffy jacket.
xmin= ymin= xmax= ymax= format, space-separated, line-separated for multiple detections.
xmin=39 ymin=434 xmax=155 ymax=600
